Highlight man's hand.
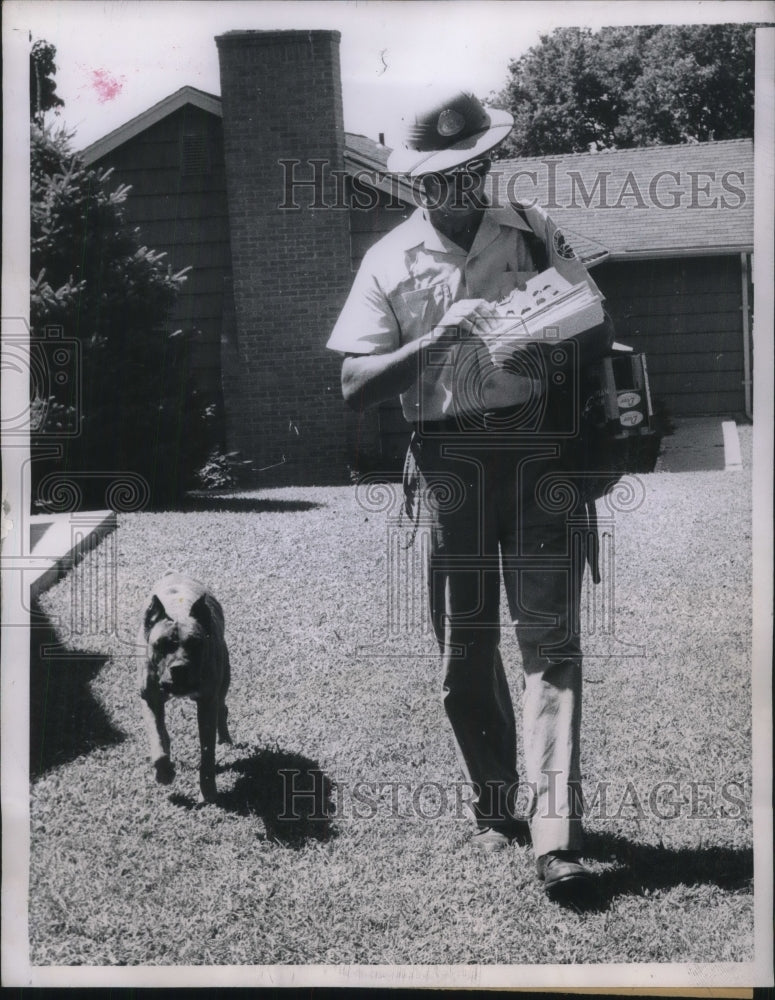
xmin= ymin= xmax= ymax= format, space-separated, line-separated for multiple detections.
xmin=341 ymin=298 xmax=499 ymax=410
xmin=432 ymin=298 xmax=499 ymax=346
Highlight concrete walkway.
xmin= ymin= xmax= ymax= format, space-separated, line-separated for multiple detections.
xmin=19 ymin=418 xmax=745 ymax=600
xmin=26 ymin=510 xmax=116 ymax=602
xmin=654 ymin=417 xmax=743 ymax=473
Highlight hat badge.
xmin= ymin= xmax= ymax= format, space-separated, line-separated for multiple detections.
xmin=437 ymin=108 xmax=465 ymax=137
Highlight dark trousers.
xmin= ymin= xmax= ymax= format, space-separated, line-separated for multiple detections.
xmin=412 ymin=430 xmax=585 ymax=854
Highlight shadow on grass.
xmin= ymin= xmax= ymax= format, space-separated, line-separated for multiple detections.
xmin=168 ymin=744 xmax=336 ymax=848
xmin=30 ymin=602 xmax=126 ymax=779
xmin=178 ymin=496 xmax=325 ymax=514
xmin=570 ymin=831 xmax=753 ymax=912
xmin=222 ymin=746 xmax=337 ymax=847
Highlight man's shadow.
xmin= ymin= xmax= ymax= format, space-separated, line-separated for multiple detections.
xmin=570 ymin=830 xmax=753 ymax=912
xmin=171 ymin=745 xmax=337 ymax=848
xmin=177 ymin=496 xmax=324 ymax=514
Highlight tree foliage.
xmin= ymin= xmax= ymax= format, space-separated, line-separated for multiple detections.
xmin=491 ymin=24 xmax=756 ymax=156
xmin=30 ymin=38 xmax=65 ymax=121
xmin=31 ymin=123 xmax=221 ymax=508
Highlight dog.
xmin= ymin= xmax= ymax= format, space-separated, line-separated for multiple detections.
xmin=137 ymin=572 xmax=231 ymax=802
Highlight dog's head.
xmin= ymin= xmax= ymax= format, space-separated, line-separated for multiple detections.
xmin=142 ymin=592 xmax=212 ymax=699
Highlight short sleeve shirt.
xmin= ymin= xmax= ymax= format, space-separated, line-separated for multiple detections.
xmin=326 ymin=202 xmax=546 ymax=422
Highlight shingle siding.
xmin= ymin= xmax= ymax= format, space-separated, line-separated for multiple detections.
xmin=90 ymin=104 xmax=231 ymax=402
xmin=596 ymin=255 xmax=747 ymax=417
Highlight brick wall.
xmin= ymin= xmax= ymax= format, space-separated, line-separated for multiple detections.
xmin=215 ymin=30 xmax=354 ymax=484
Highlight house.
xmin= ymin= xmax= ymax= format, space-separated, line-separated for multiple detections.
xmin=82 ymin=87 xmax=230 ymax=417
xmin=81 ymin=30 xmax=754 ymax=484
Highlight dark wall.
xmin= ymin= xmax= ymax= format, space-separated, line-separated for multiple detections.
xmin=93 ymin=105 xmax=231 ymax=404
xmin=595 ymin=255 xmax=748 ymax=417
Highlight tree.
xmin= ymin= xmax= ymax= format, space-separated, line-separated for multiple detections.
xmin=491 ymin=24 xmax=755 ymax=156
xmin=30 ymin=38 xmax=65 ymax=122
xmin=620 ymin=25 xmax=756 ymax=146
xmin=30 ymin=122 xmax=221 ymax=508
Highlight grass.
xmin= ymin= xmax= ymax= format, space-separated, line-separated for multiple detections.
xmin=28 ymin=427 xmax=754 ymax=969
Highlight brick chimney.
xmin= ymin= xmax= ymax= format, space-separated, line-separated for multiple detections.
xmin=215 ymin=30 xmax=353 ymax=484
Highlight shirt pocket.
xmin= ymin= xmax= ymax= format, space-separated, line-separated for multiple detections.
xmin=393 ymin=282 xmax=451 ymax=341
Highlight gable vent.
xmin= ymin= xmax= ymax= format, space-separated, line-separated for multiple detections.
xmin=181 ymin=131 xmax=210 ymax=175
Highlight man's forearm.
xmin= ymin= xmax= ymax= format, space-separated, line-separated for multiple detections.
xmin=341 ymin=332 xmax=444 ymax=410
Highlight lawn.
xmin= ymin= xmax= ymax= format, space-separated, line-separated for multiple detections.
xmin=28 ymin=428 xmax=755 ymax=973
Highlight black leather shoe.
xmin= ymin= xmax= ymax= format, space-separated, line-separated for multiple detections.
xmin=536 ymin=850 xmax=594 ymax=903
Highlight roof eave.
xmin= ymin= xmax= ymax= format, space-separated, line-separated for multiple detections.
xmin=607 ymin=245 xmax=754 ymax=261
xmin=343 ymin=156 xmax=414 ymax=204
xmin=81 ymin=86 xmax=222 ymax=164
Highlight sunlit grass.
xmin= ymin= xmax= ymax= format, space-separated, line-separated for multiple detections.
xmin=29 ymin=432 xmax=754 ymax=967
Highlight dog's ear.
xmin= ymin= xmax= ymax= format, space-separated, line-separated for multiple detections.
xmin=190 ymin=593 xmax=211 ymax=633
xmin=143 ymin=594 xmax=168 ymax=638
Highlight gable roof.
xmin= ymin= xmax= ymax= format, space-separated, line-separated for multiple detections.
xmin=492 ymin=139 xmax=753 ymax=259
xmin=80 ymin=87 xmax=417 ymax=203
xmin=81 ymin=86 xmax=222 ymax=164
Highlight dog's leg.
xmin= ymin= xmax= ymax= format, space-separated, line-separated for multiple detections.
xmin=217 ymin=648 xmax=232 ymax=745
xmin=140 ymin=687 xmax=175 ymax=785
xmin=217 ymin=699 xmax=231 ymax=745
xmin=197 ymin=698 xmax=218 ymax=803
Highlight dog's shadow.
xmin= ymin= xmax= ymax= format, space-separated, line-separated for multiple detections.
xmin=171 ymin=744 xmax=337 ymax=848
xmin=562 ymin=830 xmax=753 ymax=913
